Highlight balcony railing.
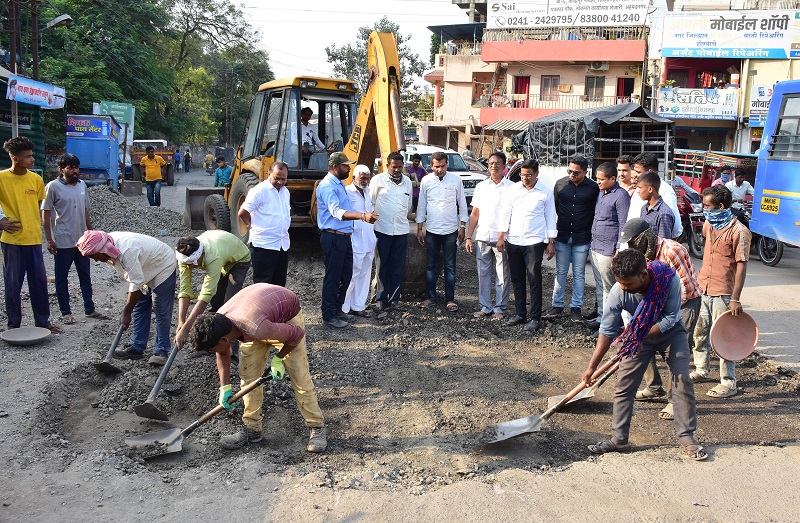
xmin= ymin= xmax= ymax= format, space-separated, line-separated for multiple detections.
xmin=484 ymin=26 xmax=647 ymax=42
xmin=486 ymin=93 xmax=637 ymax=110
xmin=441 ymin=42 xmax=483 ymax=56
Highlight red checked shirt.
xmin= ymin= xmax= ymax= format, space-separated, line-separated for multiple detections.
xmin=656 ymin=237 xmax=701 ymax=305
xmin=217 ymin=283 xmax=304 ymax=344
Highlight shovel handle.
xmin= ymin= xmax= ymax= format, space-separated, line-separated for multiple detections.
xmin=144 ymin=345 xmax=180 ymax=403
xmin=540 ymin=355 xmax=621 ymax=421
xmin=180 ymin=374 xmax=274 ymax=438
xmin=103 ymin=325 xmax=125 ymax=363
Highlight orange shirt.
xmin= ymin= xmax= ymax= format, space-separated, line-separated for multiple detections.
xmin=697 ymin=218 xmax=751 ymax=296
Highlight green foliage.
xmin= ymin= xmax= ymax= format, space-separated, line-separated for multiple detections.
xmin=430 ymin=34 xmax=442 ymax=66
xmin=324 ymin=16 xmax=426 ymax=123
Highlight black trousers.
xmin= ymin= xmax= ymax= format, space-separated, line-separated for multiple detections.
xmin=507 ymin=241 xmax=546 ymax=321
xmin=250 ymin=245 xmax=289 ymax=287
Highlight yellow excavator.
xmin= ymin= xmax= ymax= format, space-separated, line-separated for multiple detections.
xmin=184 ymin=31 xmax=406 ymax=238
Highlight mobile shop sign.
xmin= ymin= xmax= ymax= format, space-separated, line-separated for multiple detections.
xmin=749 ymin=86 xmax=773 ymax=128
xmin=657 ymin=88 xmax=739 ymax=120
xmin=4 ymin=74 xmax=66 ymax=109
xmin=662 ymin=10 xmax=800 ymax=59
xmin=487 ymin=0 xmax=649 ymax=29
xmin=66 ymin=116 xmax=120 ymax=139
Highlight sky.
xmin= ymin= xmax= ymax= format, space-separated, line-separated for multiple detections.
xmin=238 ymin=0 xmax=470 ymax=81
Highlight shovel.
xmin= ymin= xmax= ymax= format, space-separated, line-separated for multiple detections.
xmin=134 ymin=345 xmax=180 ymax=421
xmin=547 ymin=359 xmax=621 ymax=409
xmin=94 ymin=324 xmax=125 ymax=374
xmin=483 ymin=356 xmax=621 ymax=444
xmin=125 ymin=373 xmax=273 ymax=459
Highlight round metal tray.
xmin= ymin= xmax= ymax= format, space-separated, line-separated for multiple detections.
xmin=1 ymin=327 xmax=52 ymax=346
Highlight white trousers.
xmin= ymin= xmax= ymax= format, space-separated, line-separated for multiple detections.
xmin=343 ymin=250 xmax=375 ymax=313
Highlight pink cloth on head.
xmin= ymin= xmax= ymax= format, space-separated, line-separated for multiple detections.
xmin=76 ymin=230 xmax=121 ymax=259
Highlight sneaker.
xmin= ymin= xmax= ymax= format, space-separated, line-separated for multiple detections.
xmin=148 ymin=354 xmax=168 ymax=366
xmin=324 ymin=318 xmax=350 ymax=329
xmin=114 ymin=347 xmax=143 ymax=360
xmin=583 ymin=310 xmax=599 ymax=321
xmin=220 ymin=428 xmax=263 ymax=450
xmin=570 ymin=308 xmax=583 ymax=323
xmin=541 ymin=307 xmax=563 ymax=319
xmin=307 ymin=426 xmax=328 ymax=453
xmin=337 ymin=312 xmax=355 ymax=323
xmin=523 ymin=319 xmax=539 ymax=332
xmin=374 ymin=301 xmax=387 ymax=312
xmin=583 ymin=319 xmax=601 ymax=330
xmin=506 ymin=315 xmax=527 ymax=326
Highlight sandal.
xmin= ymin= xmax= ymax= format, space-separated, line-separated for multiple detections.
xmin=350 ymin=310 xmax=371 ymax=318
xmin=659 ymin=403 xmax=674 ymax=420
xmin=446 ymin=302 xmax=459 ymax=312
xmin=491 ymin=312 xmax=504 ymax=321
xmin=473 ymin=310 xmax=489 ymax=318
xmin=706 ymin=383 xmax=737 ymax=398
xmin=681 ymin=442 xmax=708 ymax=461
xmin=690 ymin=371 xmax=713 ymax=383
xmin=420 ymin=299 xmax=434 ymax=308
xmin=45 ymin=324 xmax=64 ymax=334
xmin=61 ymin=314 xmax=75 ymax=325
xmin=635 ymin=388 xmax=666 ymax=401
xmin=86 ymin=311 xmax=109 ymax=320
xmin=587 ymin=440 xmax=630 ymax=455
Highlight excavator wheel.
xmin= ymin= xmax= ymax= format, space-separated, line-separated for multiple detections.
xmin=204 ymin=194 xmax=231 ymax=232
xmin=230 ymin=173 xmax=260 ymax=241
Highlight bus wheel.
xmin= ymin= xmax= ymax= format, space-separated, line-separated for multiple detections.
xmin=758 ymin=236 xmax=783 ymax=266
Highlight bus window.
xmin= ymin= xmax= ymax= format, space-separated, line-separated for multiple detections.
xmin=769 ymin=95 xmax=800 ymax=159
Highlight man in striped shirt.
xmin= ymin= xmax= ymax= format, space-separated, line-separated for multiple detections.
xmin=191 ymin=283 xmax=327 ymax=453
xmin=622 ymin=219 xmax=702 ymax=419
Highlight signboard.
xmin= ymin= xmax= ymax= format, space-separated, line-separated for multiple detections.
xmin=0 ymin=110 xmax=32 ymax=129
xmin=99 ymin=101 xmax=133 ymax=124
xmin=486 ymin=0 xmax=649 ymax=29
xmin=657 ymin=88 xmax=739 ymax=120
xmin=749 ymin=86 xmax=773 ymax=127
xmin=4 ymin=74 xmax=66 ymax=109
xmin=662 ymin=10 xmax=800 ymax=59
xmin=66 ymin=115 xmax=120 ymax=140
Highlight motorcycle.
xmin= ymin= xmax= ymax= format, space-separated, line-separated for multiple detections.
xmin=677 ymin=189 xmax=705 ymax=258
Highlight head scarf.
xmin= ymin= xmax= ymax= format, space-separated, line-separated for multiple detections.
xmin=76 ymin=230 xmax=121 ymax=259
xmin=704 ymin=208 xmax=735 ymax=230
xmin=176 ymin=241 xmax=204 ymax=265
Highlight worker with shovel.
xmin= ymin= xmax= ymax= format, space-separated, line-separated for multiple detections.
xmin=191 ymin=283 xmax=327 ymax=453
xmin=581 ymin=249 xmax=707 ymax=461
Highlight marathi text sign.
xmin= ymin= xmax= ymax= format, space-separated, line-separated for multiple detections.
xmin=487 ymin=0 xmax=649 ymax=29
xmin=0 ymin=110 xmax=32 ymax=129
xmin=4 ymin=74 xmax=66 ymax=109
xmin=749 ymin=86 xmax=773 ymax=128
xmin=66 ymin=116 xmax=120 ymax=140
xmin=657 ymin=88 xmax=739 ymax=120
xmin=662 ymin=10 xmax=800 ymax=59
xmin=99 ymin=101 xmax=134 ymax=124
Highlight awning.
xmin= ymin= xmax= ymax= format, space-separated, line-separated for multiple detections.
xmin=426 ymin=23 xmax=486 ymax=43
xmin=484 ymin=120 xmax=529 ymax=131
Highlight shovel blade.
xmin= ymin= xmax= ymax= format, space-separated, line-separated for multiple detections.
xmin=93 ymin=361 xmax=122 ymax=374
xmin=482 ymin=414 xmax=544 ymax=444
xmin=134 ymin=401 xmax=169 ymax=421
xmin=125 ymin=427 xmax=184 ymax=458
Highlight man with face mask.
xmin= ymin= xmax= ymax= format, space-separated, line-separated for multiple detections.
xmin=42 ymin=154 xmax=108 ymax=325
xmin=712 ymin=166 xmax=732 ymax=186
xmin=316 ymin=153 xmax=379 ymax=328
xmin=691 ymin=185 xmax=751 ymax=399
xmin=342 ymin=165 xmax=377 ymax=317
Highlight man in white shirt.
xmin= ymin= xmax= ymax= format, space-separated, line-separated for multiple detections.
xmin=465 ymin=151 xmax=513 ymax=320
xmin=77 ymin=230 xmax=176 ymax=365
xmin=370 ymin=152 xmax=413 ymax=310
xmin=342 ymin=165 xmax=377 ymax=317
xmin=239 ymin=162 xmax=291 ymax=287
xmin=416 ymin=151 xmax=469 ymax=311
xmin=725 ymin=170 xmax=755 ymax=210
xmin=497 ymin=159 xmax=557 ymax=332
xmin=627 ymin=152 xmax=683 ymax=239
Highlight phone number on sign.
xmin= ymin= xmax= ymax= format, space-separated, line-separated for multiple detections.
xmin=579 ymin=13 xmax=642 ymax=23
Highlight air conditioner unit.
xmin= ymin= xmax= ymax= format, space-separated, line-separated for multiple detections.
xmin=589 ymin=61 xmax=609 ymax=71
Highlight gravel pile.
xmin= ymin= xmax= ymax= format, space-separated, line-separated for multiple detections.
xmin=88 ymin=186 xmax=195 ymax=237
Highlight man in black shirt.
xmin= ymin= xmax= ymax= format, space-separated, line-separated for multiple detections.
xmin=543 ymin=155 xmax=599 ymax=322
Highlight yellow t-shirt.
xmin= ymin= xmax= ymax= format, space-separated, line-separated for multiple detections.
xmin=0 ymin=169 xmax=45 ymax=245
xmin=140 ymin=155 xmax=166 ymax=182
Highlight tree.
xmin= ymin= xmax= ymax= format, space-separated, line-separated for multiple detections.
xmin=430 ymin=34 xmax=442 ymax=66
xmin=325 ymin=17 xmax=426 ymax=123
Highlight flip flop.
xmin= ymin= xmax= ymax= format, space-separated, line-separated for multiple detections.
xmin=45 ymin=324 xmax=64 ymax=334
xmin=635 ymin=388 xmax=666 ymax=401
xmin=659 ymin=403 xmax=674 ymax=420
xmin=61 ymin=315 xmax=75 ymax=325
xmin=473 ymin=311 xmax=489 ymax=318
xmin=491 ymin=312 xmax=504 ymax=321
xmin=420 ymin=299 xmax=434 ymax=308
xmin=706 ymin=383 xmax=737 ymax=398
xmin=587 ymin=440 xmax=630 ymax=455
xmin=690 ymin=371 xmax=713 ymax=383
xmin=86 ymin=311 xmax=110 ymax=320
xmin=446 ymin=302 xmax=459 ymax=312
xmin=681 ymin=442 xmax=708 ymax=461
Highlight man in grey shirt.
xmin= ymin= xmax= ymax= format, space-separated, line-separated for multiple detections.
xmin=580 ymin=249 xmax=706 ymax=461
xmin=42 ymin=154 xmax=107 ymax=324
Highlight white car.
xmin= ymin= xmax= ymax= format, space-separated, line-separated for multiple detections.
xmin=403 ymin=144 xmax=487 ymax=205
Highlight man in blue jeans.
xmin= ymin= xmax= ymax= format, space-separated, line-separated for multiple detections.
xmin=140 ymin=146 xmax=165 ymax=207
xmin=77 ymin=230 xmax=177 ymax=366
xmin=316 ymin=152 xmax=379 ymax=329
xmin=544 ymin=155 xmax=599 ymax=322
xmin=416 ymin=151 xmax=469 ymax=311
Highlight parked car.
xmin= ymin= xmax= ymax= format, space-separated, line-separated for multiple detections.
xmin=403 ymin=144 xmax=487 ymax=206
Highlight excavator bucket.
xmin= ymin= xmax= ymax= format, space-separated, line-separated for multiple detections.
xmin=184 ymin=187 xmax=225 ymax=230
